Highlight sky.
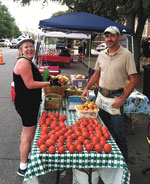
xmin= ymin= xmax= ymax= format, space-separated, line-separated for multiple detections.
xmin=1 ymin=0 xmax=68 ymax=33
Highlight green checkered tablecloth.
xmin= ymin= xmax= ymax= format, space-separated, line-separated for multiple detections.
xmin=23 ymin=99 xmax=130 ymax=184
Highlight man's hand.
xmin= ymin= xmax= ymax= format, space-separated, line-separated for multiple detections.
xmin=81 ymin=88 xmax=89 ymax=101
xmin=112 ymin=96 xmax=125 ymax=109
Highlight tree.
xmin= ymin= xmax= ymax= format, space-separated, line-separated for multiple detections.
xmin=0 ymin=1 xmax=21 ymax=38
xmin=15 ymin=0 xmax=150 ymax=73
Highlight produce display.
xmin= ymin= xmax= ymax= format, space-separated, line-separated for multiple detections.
xmin=48 ymin=75 xmax=69 ymax=86
xmin=65 ymin=87 xmax=83 ymax=97
xmin=70 ymin=74 xmax=88 ymax=88
xmin=37 ymin=111 xmax=112 ymax=154
xmin=45 ymin=97 xmax=61 ymax=102
xmin=76 ymin=101 xmax=99 ymax=118
xmin=71 ymin=74 xmax=87 ymax=79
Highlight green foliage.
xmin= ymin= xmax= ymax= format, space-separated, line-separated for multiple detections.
xmin=0 ymin=1 xmax=21 ymax=38
xmin=14 ymin=0 xmax=150 ymax=73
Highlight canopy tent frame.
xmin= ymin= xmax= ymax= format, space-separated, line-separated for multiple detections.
xmin=39 ymin=12 xmax=134 ymax=68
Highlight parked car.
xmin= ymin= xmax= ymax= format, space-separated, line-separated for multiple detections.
xmin=9 ymin=39 xmax=18 ymax=49
xmin=56 ymin=41 xmax=65 ymax=49
xmin=96 ymin=43 xmax=107 ymax=52
xmin=0 ymin=39 xmax=11 ymax=47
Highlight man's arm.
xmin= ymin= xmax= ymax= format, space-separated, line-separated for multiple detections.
xmin=81 ymin=70 xmax=100 ymax=101
xmin=112 ymin=74 xmax=138 ymax=108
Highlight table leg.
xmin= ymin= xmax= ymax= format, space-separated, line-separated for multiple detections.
xmin=88 ymin=168 xmax=92 ymax=184
xmin=56 ymin=170 xmax=60 ymax=184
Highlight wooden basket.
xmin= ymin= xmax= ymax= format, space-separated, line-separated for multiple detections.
xmin=44 ymin=93 xmax=62 ymax=110
xmin=44 ymin=85 xmax=67 ymax=96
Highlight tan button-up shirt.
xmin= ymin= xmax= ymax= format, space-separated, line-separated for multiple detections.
xmin=94 ymin=46 xmax=137 ymax=90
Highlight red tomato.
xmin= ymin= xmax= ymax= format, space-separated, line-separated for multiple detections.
xmin=68 ymin=144 xmax=76 ymax=153
xmin=74 ymin=140 xmax=81 ymax=146
xmin=39 ymin=144 xmax=47 ymax=152
xmin=50 ymin=124 xmax=57 ymax=130
xmin=67 ymin=125 xmax=72 ymax=130
xmin=76 ymin=120 xmax=81 ymax=125
xmin=64 ymin=132 xmax=70 ymax=138
xmin=76 ymin=131 xmax=81 ymax=136
xmin=76 ymin=144 xmax=83 ymax=152
xmin=57 ymin=142 xmax=63 ymax=148
xmin=57 ymin=137 xmax=64 ymax=144
xmin=83 ymin=139 xmax=90 ymax=146
xmin=66 ymin=135 xmax=73 ymax=140
xmin=104 ymin=143 xmax=112 ymax=153
xmin=89 ymin=134 xmax=95 ymax=140
xmin=92 ymin=136 xmax=99 ymax=143
xmin=94 ymin=144 xmax=103 ymax=153
xmin=85 ymin=144 xmax=93 ymax=152
xmin=47 ymin=112 xmax=53 ymax=117
xmin=71 ymin=133 xmax=78 ymax=140
xmin=58 ymin=146 xmax=65 ymax=154
xmin=65 ymin=141 xmax=72 ymax=149
xmin=41 ymin=126 xmax=49 ymax=133
xmin=59 ymin=123 xmax=66 ymax=128
xmin=49 ymin=134 xmax=57 ymax=141
xmin=78 ymin=136 xmax=85 ymax=143
xmin=80 ymin=116 xmax=86 ymax=122
xmin=45 ymin=139 xmax=52 ymax=147
xmin=92 ymin=137 xmax=99 ymax=146
xmin=82 ymin=121 xmax=88 ymax=126
xmin=96 ymin=132 xmax=102 ymax=138
xmin=54 ymin=112 xmax=60 ymax=118
xmin=55 ymin=131 xmax=61 ymax=138
xmin=47 ymin=139 xmax=55 ymax=146
xmin=104 ymin=132 xmax=110 ymax=140
xmin=100 ymin=140 xmax=106 ymax=148
xmin=45 ymin=118 xmax=51 ymax=126
xmin=88 ymin=126 xmax=94 ymax=131
xmin=40 ymin=134 xmax=49 ymax=141
xmin=55 ymin=127 xmax=61 ymax=131
xmin=53 ymin=117 xmax=58 ymax=121
xmin=48 ymin=146 xmax=56 ymax=154
xmin=102 ymin=126 xmax=108 ymax=132
xmin=61 ymin=127 xmax=67 ymax=133
xmin=100 ymin=136 xmax=106 ymax=142
xmin=82 ymin=131 xmax=89 ymax=139
xmin=60 ymin=114 xmax=67 ymax=121
xmin=37 ymin=138 xmax=45 ymax=147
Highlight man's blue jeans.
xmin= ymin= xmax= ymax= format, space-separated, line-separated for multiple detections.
xmin=98 ymin=90 xmax=128 ymax=162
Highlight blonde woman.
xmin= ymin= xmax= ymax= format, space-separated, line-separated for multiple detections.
xmin=13 ymin=38 xmax=50 ymax=176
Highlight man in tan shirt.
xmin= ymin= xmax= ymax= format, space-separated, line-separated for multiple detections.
xmin=82 ymin=26 xmax=138 ymax=163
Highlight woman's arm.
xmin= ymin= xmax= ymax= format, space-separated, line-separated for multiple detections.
xmin=18 ymin=59 xmax=50 ymax=89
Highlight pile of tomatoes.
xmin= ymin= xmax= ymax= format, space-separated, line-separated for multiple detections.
xmin=37 ymin=111 xmax=112 ymax=154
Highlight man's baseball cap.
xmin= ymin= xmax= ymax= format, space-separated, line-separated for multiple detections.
xmin=104 ymin=26 xmax=120 ymax=35
xmin=17 ymin=38 xmax=34 ymax=48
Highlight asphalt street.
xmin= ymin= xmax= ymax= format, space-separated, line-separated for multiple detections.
xmin=0 ymin=47 xmax=150 ymax=184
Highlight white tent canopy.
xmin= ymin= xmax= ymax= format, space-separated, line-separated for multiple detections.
xmin=43 ymin=31 xmax=91 ymax=39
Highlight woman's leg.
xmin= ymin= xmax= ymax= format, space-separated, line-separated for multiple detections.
xmin=20 ymin=125 xmax=36 ymax=163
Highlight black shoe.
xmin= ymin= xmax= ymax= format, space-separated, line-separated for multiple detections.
xmin=17 ymin=168 xmax=27 ymax=177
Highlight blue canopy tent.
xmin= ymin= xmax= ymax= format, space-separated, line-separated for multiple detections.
xmin=39 ymin=12 xmax=132 ymax=35
xmin=39 ymin=12 xmax=133 ymax=67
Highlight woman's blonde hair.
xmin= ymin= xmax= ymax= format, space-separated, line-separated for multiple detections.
xmin=17 ymin=45 xmax=23 ymax=59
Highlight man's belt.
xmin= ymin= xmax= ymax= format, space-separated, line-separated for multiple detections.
xmin=100 ymin=88 xmax=124 ymax=96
